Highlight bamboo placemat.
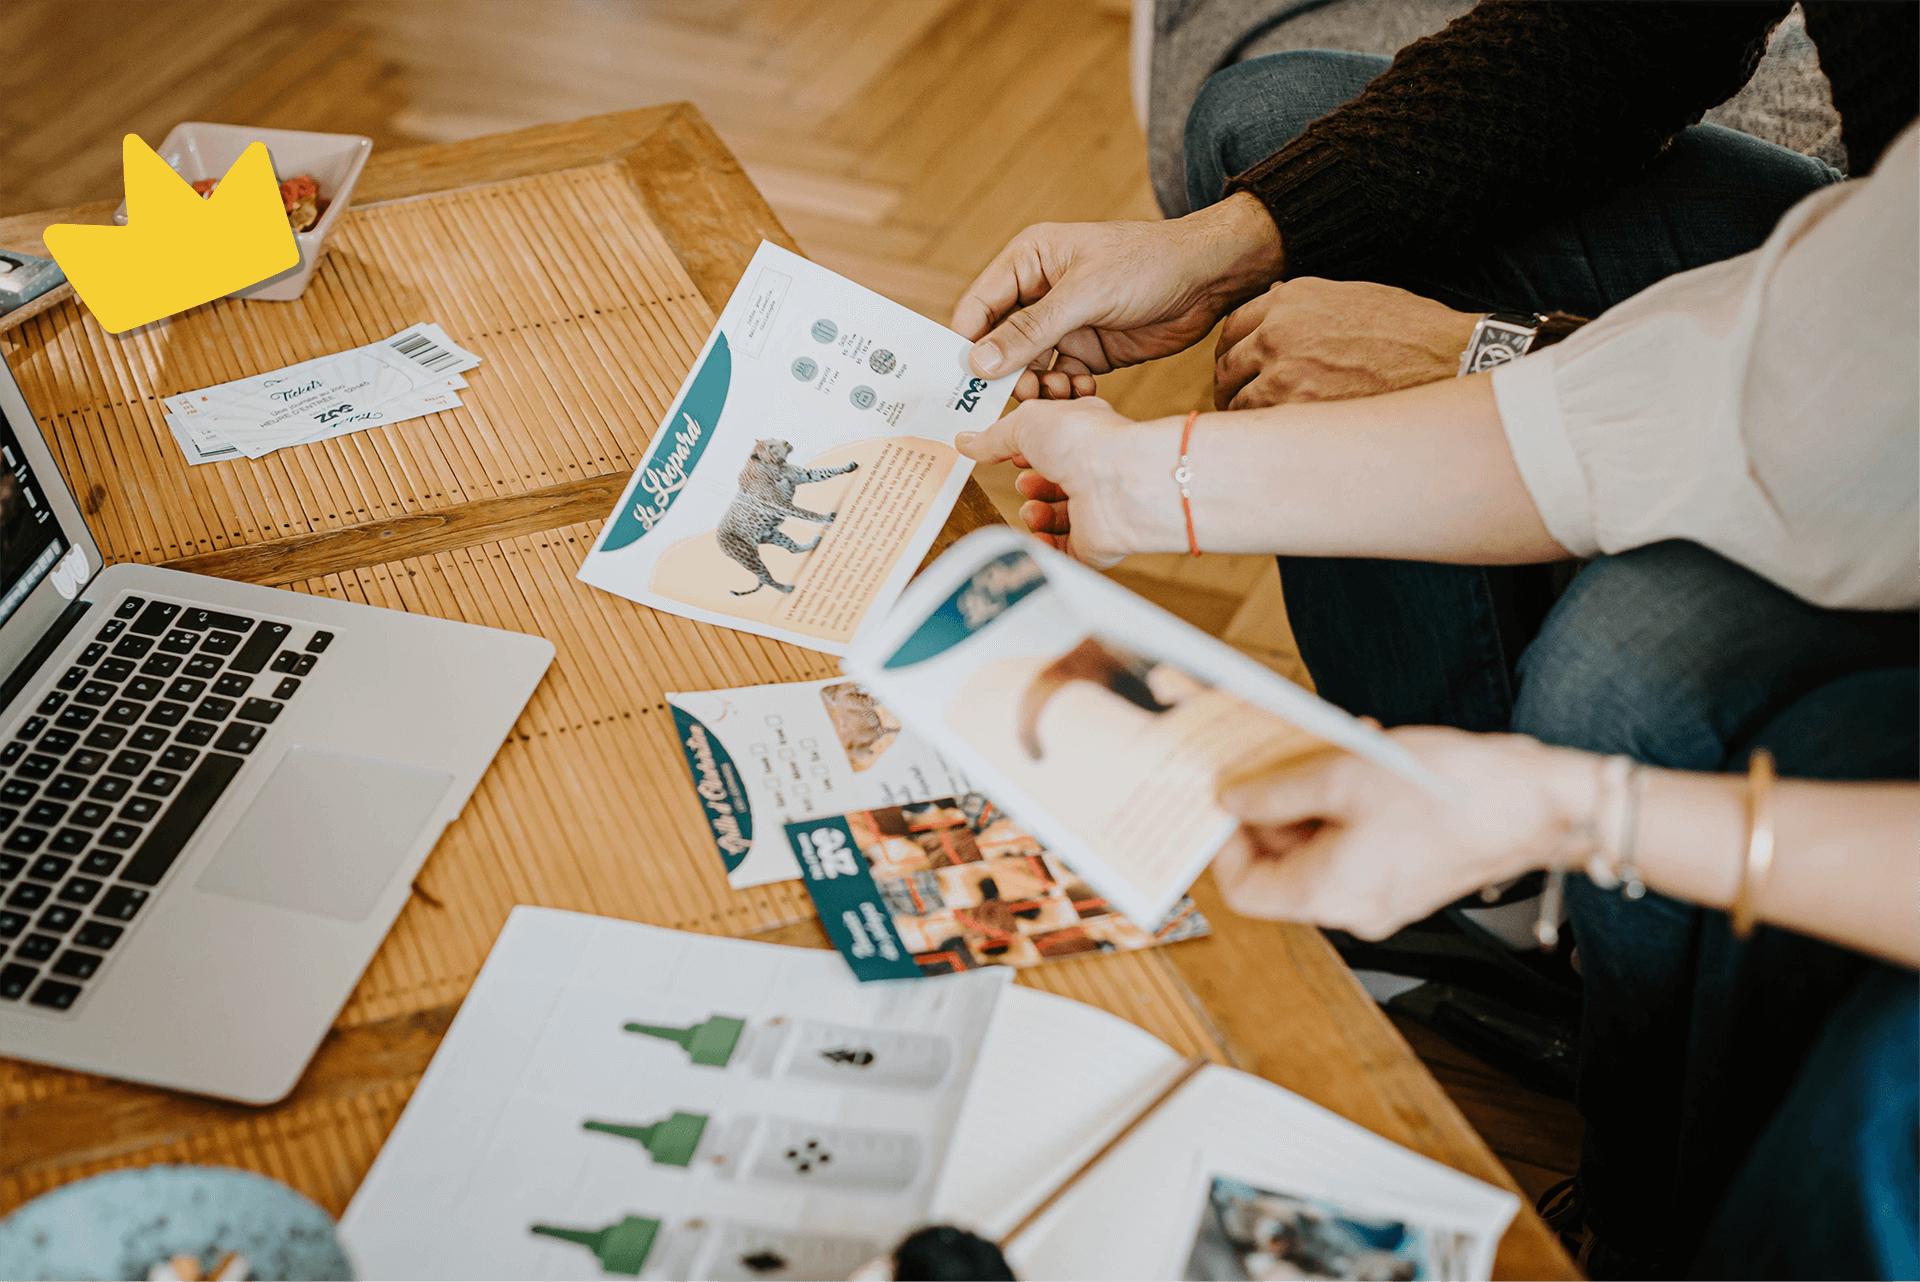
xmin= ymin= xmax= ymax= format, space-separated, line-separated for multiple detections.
xmin=4 ymin=163 xmax=710 ymax=563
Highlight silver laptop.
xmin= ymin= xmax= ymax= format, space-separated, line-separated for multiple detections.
xmin=0 ymin=355 xmax=552 ymax=1103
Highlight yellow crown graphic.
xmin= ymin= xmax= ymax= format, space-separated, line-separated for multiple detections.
xmin=43 ymin=135 xmax=299 ymax=334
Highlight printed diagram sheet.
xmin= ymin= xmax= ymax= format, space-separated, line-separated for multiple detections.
xmin=577 ymin=242 xmax=1019 ymax=656
xmin=337 ymin=908 xmax=1007 ymax=1281
xmin=666 ymin=678 xmax=973 ymax=889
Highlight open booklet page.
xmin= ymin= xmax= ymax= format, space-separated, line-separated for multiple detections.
xmin=938 ymin=990 xmax=1518 ymax=1282
xmin=843 ymin=528 xmax=1439 ymax=927
xmin=577 ymin=242 xmax=1018 ymax=656
xmin=336 ymin=908 xmax=1007 ymax=1281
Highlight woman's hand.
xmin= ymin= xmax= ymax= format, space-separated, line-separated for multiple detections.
xmin=1212 ymin=727 xmax=1591 ymax=938
xmin=1214 ymin=278 xmax=1480 ymax=410
xmin=952 ymin=193 xmax=1285 ymax=402
xmin=954 ymin=397 xmax=1177 ymax=569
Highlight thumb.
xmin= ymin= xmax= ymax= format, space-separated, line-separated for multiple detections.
xmin=952 ymin=400 xmax=1035 ymax=466
xmin=1216 ymin=750 xmax=1348 ymax=825
xmin=972 ymin=289 xmax=1085 ymax=380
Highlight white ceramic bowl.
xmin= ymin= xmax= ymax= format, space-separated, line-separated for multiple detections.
xmin=113 ymin=122 xmax=371 ymax=302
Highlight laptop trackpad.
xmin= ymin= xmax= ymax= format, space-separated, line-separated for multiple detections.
xmin=195 ymin=746 xmax=454 ymax=923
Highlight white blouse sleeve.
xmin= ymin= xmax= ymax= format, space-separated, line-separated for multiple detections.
xmin=1490 ymin=124 xmax=1919 ymax=611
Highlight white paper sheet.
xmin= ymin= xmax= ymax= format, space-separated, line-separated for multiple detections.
xmin=576 ymin=242 xmax=1019 ymax=657
xmin=337 ymin=908 xmax=1008 ymax=1281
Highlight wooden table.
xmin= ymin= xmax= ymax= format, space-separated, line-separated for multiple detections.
xmin=0 ymin=105 xmax=1575 ymax=1280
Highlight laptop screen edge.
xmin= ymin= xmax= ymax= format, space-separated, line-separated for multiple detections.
xmin=0 ymin=353 xmax=105 ymax=687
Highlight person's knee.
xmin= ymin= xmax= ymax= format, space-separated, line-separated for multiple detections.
xmin=1183 ymin=51 xmax=1387 ymax=211
xmin=1511 ymin=545 xmax=1744 ymax=765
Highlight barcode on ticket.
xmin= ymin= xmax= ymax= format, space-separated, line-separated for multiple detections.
xmin=388 ymin=332 xmax=461 ymax=372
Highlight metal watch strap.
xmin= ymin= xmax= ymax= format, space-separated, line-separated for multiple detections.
xmin=1457 ymin=311 xmax=1545 ymax=376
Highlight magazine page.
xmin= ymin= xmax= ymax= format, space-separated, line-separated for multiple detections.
xmin=1004 ymin=1065 xmax=1519 ymax=1282
xmin=336 ymin=907 xmax=1008 ymax=1281
xmin=577 ymin=242 xmax=1019 ymax=655
xmin=842 ymin=527 xmax=1440 ymax=927
xmin=665 ymin=678 xmax=975 ymax=888
xmin=785 ymin=790 xmax=1209 ymax=981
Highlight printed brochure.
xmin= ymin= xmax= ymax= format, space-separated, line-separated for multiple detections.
xmin=838 ymin=527 xmax=1442 ymax=928
xmin=577 ymin=242 xmax=1019 ymax=655
xmin=665 ymin=677 xmax=974 ymax=889
xmin=787 ymin=791 xmax=1209 ymax=982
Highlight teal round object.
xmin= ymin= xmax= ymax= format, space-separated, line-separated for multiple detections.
xmin=790 ymin=356 xmax=819 ymax=381
xmin=868 ymin=349 xmax=896 ymax=375
xmin=810 ymin=319 xmax=838 ymax=343
xmin=0 ymin=1166 xmax=354 ymax=1281
xmin=849 ymin=385 xmax=877 ymax=410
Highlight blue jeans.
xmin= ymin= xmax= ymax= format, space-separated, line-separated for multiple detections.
xmin=1186 ymin=53 xmax=1919 ymax=1279
xmin=1514 ymin=543 xmax=1917 ymax=1275
xmin=1185 ymin=51 xmax=1848 ymax=732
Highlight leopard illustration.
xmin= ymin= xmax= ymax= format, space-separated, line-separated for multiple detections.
xmin=717 ymin=439 xmax=859 ymax=596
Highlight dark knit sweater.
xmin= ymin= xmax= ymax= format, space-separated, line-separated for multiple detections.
xmin=1224 ymin=1 xmax=1920 ymax=281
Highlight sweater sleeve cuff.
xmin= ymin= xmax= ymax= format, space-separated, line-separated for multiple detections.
xmin=1489 ymin=351 xmax=1598 ymax=557
xmin=1223 ymin=145 xmax=1383 ymax=280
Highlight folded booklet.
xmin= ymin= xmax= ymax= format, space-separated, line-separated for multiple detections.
xmin=939 ymin=990 xmax=1519 ymax=1280
xmin=576 ymin=242 xmax=1019 ymax=656
xmin=841 ymin=528 xmax=1441 ymax=928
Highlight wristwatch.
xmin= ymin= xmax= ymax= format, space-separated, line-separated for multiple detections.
xmin=1457 ymin=311 xmax=1548 ymax=376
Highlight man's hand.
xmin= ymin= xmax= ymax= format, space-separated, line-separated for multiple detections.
xmin=952 ymin=193 xmax=1285 ymax=402
xmin=1214 ymin=277 xmax=1481 ymax=410
xmin=954 ymin=397 xmax=1171 ymax=568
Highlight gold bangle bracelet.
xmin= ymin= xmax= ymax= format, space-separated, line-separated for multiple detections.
xmin=1731 ymin=747 xmax=1777 ymax=940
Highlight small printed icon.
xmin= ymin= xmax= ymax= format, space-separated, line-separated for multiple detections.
xmin=790 ymin=356 xmax=818 ymax=381
xmin=868 ymin=349 xmax=896 ymax=375
xmin=43 ymin=136 xmax=299 ymax=334
xmin=810 ymin=319 xmax=838 ymax=343
xmin=849 ymin=385 xmax=877 ymax=410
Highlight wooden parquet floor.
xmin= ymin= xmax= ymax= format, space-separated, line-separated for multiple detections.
xmin=0 ymin=0 xmax=1574 ymax=1206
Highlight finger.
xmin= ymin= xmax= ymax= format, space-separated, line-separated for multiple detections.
xmin=1015 ymin=470 xmax=1067 ymax=503
xmin=1211 ymin=823 xmax=1343 ymax=923
xmin=1216 ymin=285 xmax=1279 ymax=358
xmin=951 ymin=236 xmax=1031 ymax=342
xmin=975 ymin=277 xmax=1092 ymax=380
xmin=1009 ymin=369 xmax=1043 ymax=402
xmin=1019 ymin=497 xmax=1071 ymax=536
xmin=953 ymin=403 xmax=1032 ymax=465
xmin=1216 ymin=751 xmax=1347 ymax=824
xmin=1212 ymin=335 xmax=1261 ymax=411
xmin=1038 ymin=368 xmax=1075 ymax=400
xmin=1054 ymin=327 xmax=1121 ymax=378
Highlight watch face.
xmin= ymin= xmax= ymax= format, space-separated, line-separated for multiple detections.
xmin=1467 ymin=319 xmax=1536 ymax=373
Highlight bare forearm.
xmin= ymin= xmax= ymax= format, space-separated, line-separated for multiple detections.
xmin=1113 ymin=375 xmax=1568 ymax=562
xmin=1543 ymin=757 xmax=1920 ymax=967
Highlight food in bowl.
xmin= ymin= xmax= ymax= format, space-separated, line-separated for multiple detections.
xmin=189 ymin=173 xmax=329 ymax=232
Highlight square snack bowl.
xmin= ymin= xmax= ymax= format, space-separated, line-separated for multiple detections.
xmin=113 ymin=122 xmax=371 ymax=302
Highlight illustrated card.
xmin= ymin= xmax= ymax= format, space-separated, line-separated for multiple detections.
xmin=786 ymin=793 xmax=1209 ymax=982
xmin=665 ymin=678 xmax=974 ymax=888
xmin=576 ymin=242 xmax=1019 ymax=656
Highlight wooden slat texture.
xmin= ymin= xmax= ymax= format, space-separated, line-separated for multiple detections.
xmin=6 ymin=163 xmax=710 ymax=565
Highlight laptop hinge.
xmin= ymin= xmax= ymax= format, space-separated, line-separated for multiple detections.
xmin=0 ymin=596 xmax=93 ymax=716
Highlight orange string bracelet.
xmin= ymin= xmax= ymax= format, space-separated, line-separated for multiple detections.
xmin=1174 ymin=409 xmax=1201 ymax=557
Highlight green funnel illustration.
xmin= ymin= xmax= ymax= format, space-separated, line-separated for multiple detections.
xmin=583 ymin=1111 xmax=709 ymax=1167
xmin=624 ymin=1014 xmax=746 ymax=1067
xmin=530 ymin=1216 xmax=660 ymax=1275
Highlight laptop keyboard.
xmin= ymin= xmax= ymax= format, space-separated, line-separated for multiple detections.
xmin=0 ymin=593 xmax=333 ymax=1015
